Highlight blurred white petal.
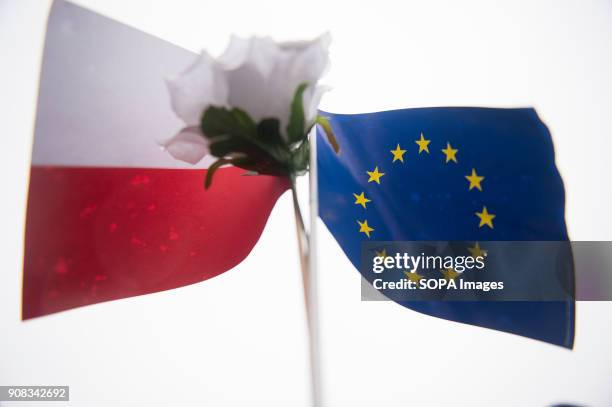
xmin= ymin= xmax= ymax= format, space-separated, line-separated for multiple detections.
xmin=223 ymin=36 xmax=282 ymax=123
xmin=163 ymin=33 xmax=330 ymax=164
xmin=163 ymin=127 xmax=209 ymax=164
xmin=305 ymin=85 xmax=331 ymax=124
xmin=283 ymin=32 xmax=331 ymax=86
xmin=223 ymin=34 xmax=331 ymax=136
xmin=165 ymin=52 xmax=229 ymax=126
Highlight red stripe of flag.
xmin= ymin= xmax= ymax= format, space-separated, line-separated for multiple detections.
xmin=23 ymin=166 xmax=288 ymax=319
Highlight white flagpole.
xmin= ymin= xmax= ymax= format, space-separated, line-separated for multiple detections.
xmin=289 ymin=127 xmax=322 ymax=407
xmin=307 ymin=126 xmax=322 ymax=407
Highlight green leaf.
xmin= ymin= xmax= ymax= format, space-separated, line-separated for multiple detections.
xmin=205 ymin=155 xmax=263 ymax=189
xmin=207 ymin=134 xmax=255 ymax=158
xmin=200 ymin=105 xmax=306 ymax=179
xmin=286 ymin=82 xmax=309 ymax=144
xmin=202 ymin=107 xmax=281 ymax=164
xmin=316 ymin=115 xmax=340 ymax=154
xmin=204 ymin=158 xmax=232 ymax=189
xmin=231 ymin=108 xmax=257 ymax=134
xmin=201 ymin=106 xmax=256 ymax=139
xmin=201 ymin=106 xmax=235 ymax=136
xmin=257 ymin=118 xmax=284 ymax=146
xmin=290 ymin=141 xmax=310 ymax=175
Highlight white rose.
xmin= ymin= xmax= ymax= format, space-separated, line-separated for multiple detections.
xmin=163 ymin=34 xmax=331 ymax=164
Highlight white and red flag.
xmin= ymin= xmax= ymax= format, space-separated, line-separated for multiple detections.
xmin=23 ymin=0 xmax=288 ymax=319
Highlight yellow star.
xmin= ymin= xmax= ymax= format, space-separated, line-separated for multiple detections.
xmin=475 ymin=206 xmax=496 ymax=229
xmin=415 ymin=133 xmax=431 ymax=154
xmin=441 ymin=142 xmax=458 ymax=163
xmin=465 ymin=168 xmax=484 ymax=191
xmin=353 ymin=192 xmax=371 ymax=209
xmin=367 ymin=166 xmax=385 ymax=184
xmin=390 ymin=144 xmax=407 ymax=163
xmin=441 ymin=268 xmax=460 ymax=281
xmin=404 ymin=271 xmax=423 ymax=283
xmin=375 ymin=248 xmax=388 ymax=259
xmin=357 ymin=219 xmax=374 ymax=237
xmin=468 ymin=242 xmax=487 ymax=258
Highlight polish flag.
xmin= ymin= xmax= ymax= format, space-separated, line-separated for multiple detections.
xmin=23 ymin=0 xmax=287 ymax=319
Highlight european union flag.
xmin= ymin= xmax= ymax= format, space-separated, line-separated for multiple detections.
xmin=317 ymin=107 xmax=574 ymax=348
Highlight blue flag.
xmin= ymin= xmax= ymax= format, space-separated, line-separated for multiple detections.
xmin=317 ymin=107 xmax=574 ymax=348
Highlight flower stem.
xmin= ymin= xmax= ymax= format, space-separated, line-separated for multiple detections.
xmin=290 ymin=175 xmax=309 ymax=254
xmin=289 ymin=175 xmax=322 ymax=407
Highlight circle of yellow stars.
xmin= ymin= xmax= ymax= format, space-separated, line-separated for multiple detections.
xmin=354 ymin=132 xmax=495 ymax=241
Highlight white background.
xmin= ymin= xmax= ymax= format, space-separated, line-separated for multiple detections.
xmin=1 ymin=0 xmax=612 ymax=406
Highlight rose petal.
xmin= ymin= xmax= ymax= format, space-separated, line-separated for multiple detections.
xmin=276 ymin=34 xmax=331 ymax=135
xmin=218 ymin=35 xmax=253 ymax=70
xmin=220 ymin=35 xmax=279 ymax=77
xmin=222 ymin=34 xmax=330 ymax=137
xmin=165 ymin=52 xmax=229 ymax=126
xmin=283 ymin=32 xmax=331 ymax=86
xmin=282 ymin=34 xmax=331 ymax=125
xmin=162 ymin=127 xmax=209 ymax=164
xmin=164 ymin=33 xmax=331 ymax=156
xmin=305 ymin=85 xmax=331 ymax=124
xmin=222 ymin=37 xmax=282 ymax=124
